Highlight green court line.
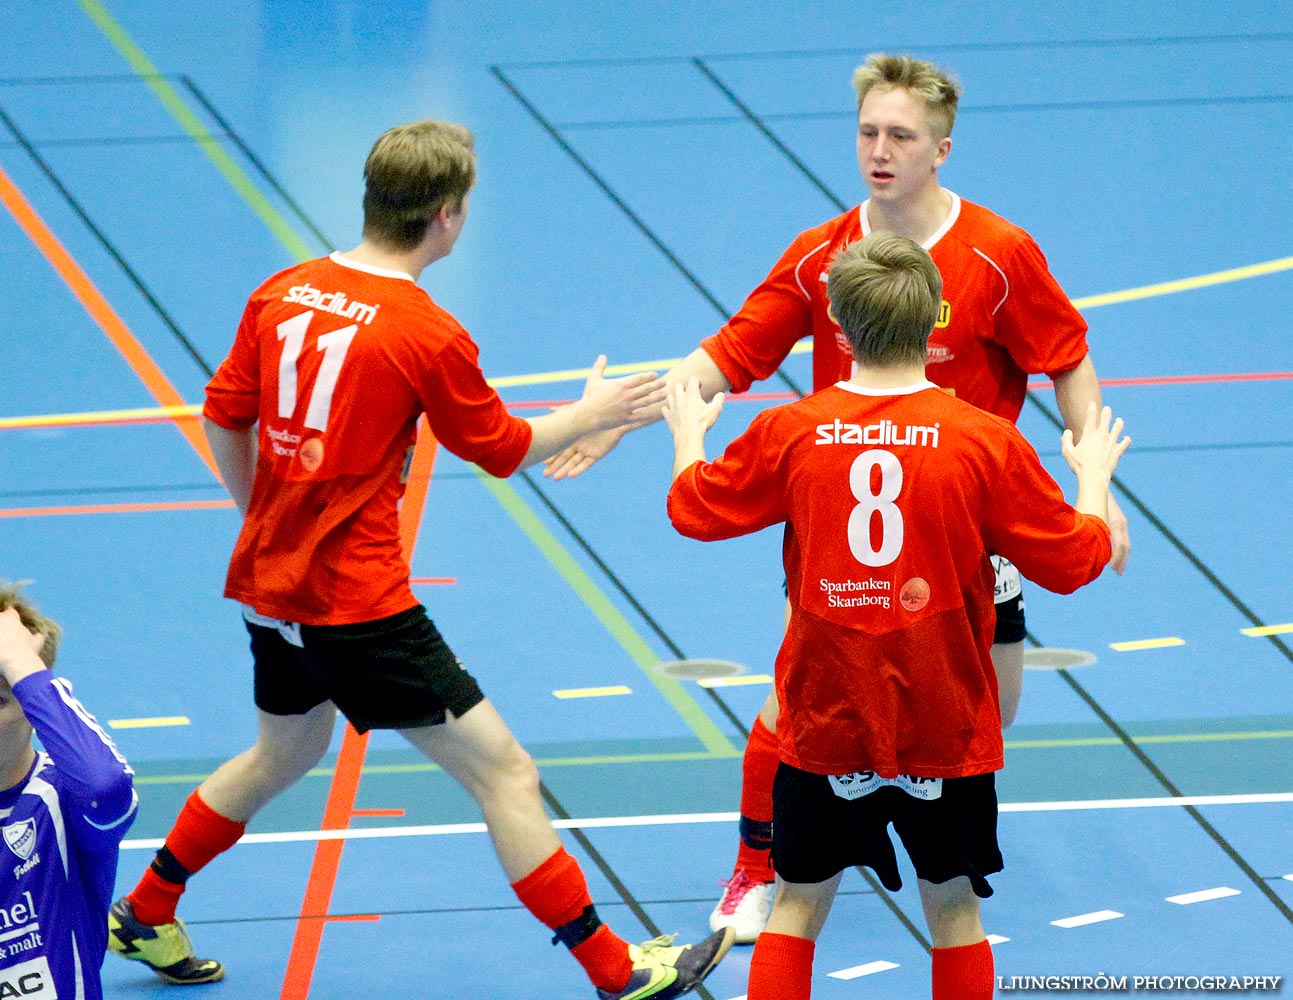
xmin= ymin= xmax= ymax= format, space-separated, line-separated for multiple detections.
xmin=1005 ymin=728 xmax=1293 ymax=750
xmin=81 ymin=0 xmax=736 ymax=759
xmin=75 ymin=0 xmax=315 ymax=264
xmin=132 ymin=750 xmax=726 ymax=786
xmin=476 ymin=468 xmax=737 ymax=756
xmin=130 ymin=727 xmax=1293 ymax=786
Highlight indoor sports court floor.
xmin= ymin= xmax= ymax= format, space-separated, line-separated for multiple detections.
xmin=1 ymin=2 xmax=1291 ymax=996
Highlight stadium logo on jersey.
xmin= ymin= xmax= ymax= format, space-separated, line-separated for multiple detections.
xmin=2 ymin=821 xmax=35 ymax=863
xmin=815 ymin=419 xmax=940 ymax=448
xmin=935 ymin=299 xmax=951 ymax=328
xmin=282 ymin=283 xmax=379 ymax=325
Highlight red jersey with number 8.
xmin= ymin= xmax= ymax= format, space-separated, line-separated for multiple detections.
xmin=204 ymin=253 xmax=532 ymax=625
xmin=668 ymin=381 xmax=1111 ymax=777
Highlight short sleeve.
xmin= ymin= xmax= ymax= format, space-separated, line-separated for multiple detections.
xmin=992 ymin=235 xmax=1090 ymax=378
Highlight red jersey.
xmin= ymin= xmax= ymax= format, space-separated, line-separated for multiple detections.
xmin=701 ymin=194 xmax=1089 ymax=422
xmin=668 ymin=382 xmax=1110 ymax=777
xmin=204 ymin=253 xmax=533 ymax=625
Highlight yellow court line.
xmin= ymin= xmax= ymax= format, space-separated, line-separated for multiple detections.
xmin=4 ymin=249 xmax=1290 ymax=432
xmin=1110 ymin=637 xmax=1186 ymax=652
xmin=552 ymin=686 xmax=633 ymax=699
xmin=697 ymin=674 xmax=774 ymax=688
xmin=108 ymin=716 xmax=191 ymax=729
xmin=1241 ymin=623 xmax=1293 ymax=637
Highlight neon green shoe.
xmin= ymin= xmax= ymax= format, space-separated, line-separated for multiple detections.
xmin=597 ymin=927 xmax=735 ymax=1000
xmin=108 ymin=898 xmax=225 ymax=985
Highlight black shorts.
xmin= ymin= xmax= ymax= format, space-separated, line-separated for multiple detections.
xmin=771 ymin=762 xmax=1003 ymax=898
xmin=246 ymin=604 xmax=485 ymax=734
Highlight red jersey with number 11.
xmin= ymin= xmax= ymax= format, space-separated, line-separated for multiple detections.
xmin=668 ymin=381 xmax=1111 ymax=777
xmin=204 ymin=253 xmax=532 ymax=625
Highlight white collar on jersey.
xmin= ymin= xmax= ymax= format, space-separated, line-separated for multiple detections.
xmin=834 ymin=379 xmax=939 ymax=397
xmin=328 ymin=251 xmax=415 ymax=281
xmin=858 ymin=190 xmax=962 ymax=251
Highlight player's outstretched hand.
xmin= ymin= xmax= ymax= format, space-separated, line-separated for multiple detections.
xmin=580 ymin=355 xmax=666 ymax=433
xmin=1061 ymin=402 xmax=1130 ymax=480
xmin=663 ymin=377 xmax=724 ymax=438
xmin=543 ymin=427 xmax=627 ymax=481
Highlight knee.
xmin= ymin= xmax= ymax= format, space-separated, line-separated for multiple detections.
xmin=246 ymin=738 xmax=325 ymax=788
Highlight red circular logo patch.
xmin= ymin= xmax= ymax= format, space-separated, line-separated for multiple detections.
xmin=899 ymin=577 xmax=930 ymax=612
xmin=300 ymin=437 xmax=324 ymax=473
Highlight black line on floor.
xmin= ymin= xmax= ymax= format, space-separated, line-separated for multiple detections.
xmin=490 ymin=64 xmax=804 ymax=399
xmin=553 ymin=92 xmax=1293 ymax=132
xmin=0 ymin=133 xmax=230 ymax=149
xmin=518 ymin=470 xmax=754 ymax=739
xmin=540 ymin=782 xmax=718 ymax=1000
xmin=0 ymin=72 xmax=176 ymax=86
xmin=500 ymin=57 xmax=1293 ymax=940
xmin=495 ymin=32 xmax=1293 ymax=70
xmin=0 ymin=483 xmax=223 ymax=501
xmin=0 ymin=100 xmax=214 ymax=378
xmin=692 ymin=58 xmax=846 ymax=212
xmin=491 ymin=66 xmax=951 ymax=957
xmin=1048 ymin=650 xmax=1293 ymax=924
xmin=1024 ymin=398 xmax=1293 ymax=664
xmin=857 ymin=867 xmax=933 ymax=952
xmin=180 ymin=75 xmax=337 ymax=253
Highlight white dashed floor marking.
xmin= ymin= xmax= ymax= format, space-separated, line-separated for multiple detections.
xmin=1166 ymin=886 xmax=1241 ymax=905
xmin=827 ymin=960 xmax=900 ymax=980
xmin=1052 ymin=910 xmax=1124 ymax=928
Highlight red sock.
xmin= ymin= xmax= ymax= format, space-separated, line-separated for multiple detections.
xmin=749 ymin=932 xmax=814 ymax=1000
xmin=735 ymin=717 xmax=779 ymax=879
xmin=511 ymin=848 xmax=632 ymax=993
xmin=932 ymin=940 xmax=994 ymax=1000
xmin=127 ymin=790 xmax=245 ymax=925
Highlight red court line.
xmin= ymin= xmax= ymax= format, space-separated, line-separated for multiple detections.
xmin=0 ymin=164 xmax=218 ymax=475
xmin=0 ymin=499 xmax=234 ymax=519
xmin=279 ymin=420 xmax=440 ymax=1000
xmin=409 ymin=576 xmax=457 ymax=586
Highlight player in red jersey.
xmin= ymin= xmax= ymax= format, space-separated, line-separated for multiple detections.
xmin=546 ymin=53 xmax=1130 ymax=940
xmin=664 ymin=231 xmax=1129 ymax=1000
xmin=107 ymin=120 xmax=733 ymax=1000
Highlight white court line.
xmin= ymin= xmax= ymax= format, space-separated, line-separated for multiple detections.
xmin=119 ymin=790 xmax=1293 ymax=850
xmin=986 ymin=934 xmax=1011 ymax=945
xmin=1052 ymin=910 xmax=1124 ymax=929
xmin=828 ymin=960 xmax=900 ymax=980
xmin=1166 ymin=886 xmax=1241 ymax=905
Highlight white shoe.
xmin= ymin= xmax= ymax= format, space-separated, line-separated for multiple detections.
xmin=708 ymin=868 xmax=775 ymax=944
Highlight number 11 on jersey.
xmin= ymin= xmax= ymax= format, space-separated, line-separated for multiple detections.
xmin=276 ymin=310 xmax=358 ymax=431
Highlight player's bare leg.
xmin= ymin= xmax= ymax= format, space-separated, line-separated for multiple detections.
xmin=918 ymin=877 xmax=994 ymax=1000
xmin=992 ymin=640 xmax=1024 ymax=728
xmin=402 ymin=700 xmax=734 ymax=998
xmin=400 ymin=699 xmax=560 ymax=880
xmin=202 ymin=702 xmax=339 ymax=820
xmin=746 ymin=872 xmax=841 ymax=1000
xmin=110 ymin=703 xmax=337 ymax=985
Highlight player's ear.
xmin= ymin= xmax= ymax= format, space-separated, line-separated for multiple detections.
xmin=934 ymin=135 xmax=951 ymax=167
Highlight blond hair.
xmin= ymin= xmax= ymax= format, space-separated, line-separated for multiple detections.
xmin=362 ymin=120 xmax=476 ymax=251
xmin=827 ymin=232 xmax=942 ymax=367
xmin=852 ymin=53 xmax=962 ymax=140
xmin=0 ymin=581 xmax=60 ymax=669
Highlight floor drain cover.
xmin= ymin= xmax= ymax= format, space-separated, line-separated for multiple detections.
xmin=1023 ymin=647 xmax=1097 ymax=671
xmin=655 ymin=658 xmax=746 ymax=680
